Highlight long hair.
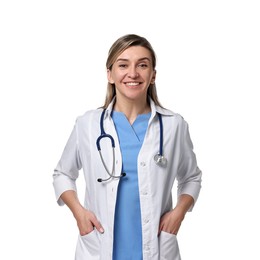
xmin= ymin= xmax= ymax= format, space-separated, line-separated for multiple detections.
xmin=102 ymin=34 xmax=163 ymax=108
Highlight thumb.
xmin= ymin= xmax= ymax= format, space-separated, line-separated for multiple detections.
xmin=91 ymin=215 xmax=104 ymax=234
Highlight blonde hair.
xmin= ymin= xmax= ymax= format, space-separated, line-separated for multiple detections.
xmin=102 ymin=34 xmax=163 ymax=108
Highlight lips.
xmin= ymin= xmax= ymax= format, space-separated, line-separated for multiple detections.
xmin=125 ymin=82 xmax=140 ymax=86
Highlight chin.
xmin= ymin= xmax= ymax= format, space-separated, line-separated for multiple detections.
xmin=124 ymin=92 xmax=147 ymax=101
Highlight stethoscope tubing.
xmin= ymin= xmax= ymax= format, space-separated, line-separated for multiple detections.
xmin=96 ymin=109 xmax=165 ymax=182
xmin=158 ymin=113 xmax=163 ymax=157
xmin=96 ymin=109 xmax=115 ymax=150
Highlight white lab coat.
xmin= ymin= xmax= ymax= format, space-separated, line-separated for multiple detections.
xmin=53 ymin=98 xmax=202 ymax=260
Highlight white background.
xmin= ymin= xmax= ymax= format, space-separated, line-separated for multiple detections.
xmin=0 ymin=0 xmax=259 ymax=259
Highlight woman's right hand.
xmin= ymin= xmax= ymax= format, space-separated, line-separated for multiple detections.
xmin=74 ymin=208 xmax=104 ymax=236
xmin=60 ymin=190 xmax=104 ymax=236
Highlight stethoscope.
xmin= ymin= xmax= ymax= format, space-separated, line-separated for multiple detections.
xmin=96 ymin=109 xmax=167 ymax=182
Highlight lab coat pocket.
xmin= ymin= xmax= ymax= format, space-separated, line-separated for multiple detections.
xmin=159 ymin=231 xmax=181 ymax=260
xmin=75 ymin=230 xmax=100 ymax=260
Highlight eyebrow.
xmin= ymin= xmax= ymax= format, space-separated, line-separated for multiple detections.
xmin=116 ymin=57 xmax=151 ymax=63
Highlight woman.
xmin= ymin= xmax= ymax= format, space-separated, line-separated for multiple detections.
xmin=53 ymin=34 xmax=202 ymax=260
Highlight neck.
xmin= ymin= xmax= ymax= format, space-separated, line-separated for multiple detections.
xmin=114 ymin=96 xmax=150 ymax=124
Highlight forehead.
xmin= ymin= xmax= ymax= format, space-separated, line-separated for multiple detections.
xmin=116 ymin=46 xmax=152 ymax=61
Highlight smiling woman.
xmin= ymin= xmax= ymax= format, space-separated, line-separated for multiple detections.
xmin=52 ymin=34 xmax=202 ymax=260
xmin=107 ymin=46 xmax=156 ymax=123
xmin=103 ymin=34 xmax=159 ymax=110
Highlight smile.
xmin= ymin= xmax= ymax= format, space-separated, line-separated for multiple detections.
xmin=125 ymin=82 xmax=140 ymax=86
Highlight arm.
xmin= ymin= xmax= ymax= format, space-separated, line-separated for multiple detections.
xmin=60 ymin=190 xmax=104 ymax=235
xmin=53 ymin=121 xmax=104 ymax=235
xmin=159 ymin=194 xmax=194 ymax=235
xmin=159 ymin=119 xmax=202 ymax=235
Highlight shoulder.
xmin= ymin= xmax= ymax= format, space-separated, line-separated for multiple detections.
xmin=75 ymin=108 xmax=103 ymax=127
xmin=158 ymin=106 xmax=184 ymax=123
xmin=78 ymin=108 xmax=102 ymax=118
xmin=159 ymin=107 xmax=190 ymax=133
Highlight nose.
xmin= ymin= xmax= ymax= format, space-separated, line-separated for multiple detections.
xmin=128 ymin=65 xmax=139 ymax=78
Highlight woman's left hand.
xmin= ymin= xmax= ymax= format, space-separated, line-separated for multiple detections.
xmin=158 ymin=207 xmax=185 ymax=235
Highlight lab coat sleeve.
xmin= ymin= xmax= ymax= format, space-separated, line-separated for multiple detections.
xmin=53 ymin=120 xmax=82 ymax=206
xmin=177 ymin=120 xmax=202 ymax=211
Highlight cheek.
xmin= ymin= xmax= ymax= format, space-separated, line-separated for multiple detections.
xmin=112 ymin=71 xmax=126 ymax=82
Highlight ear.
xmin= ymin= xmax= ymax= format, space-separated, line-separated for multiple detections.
xmin=107 ymin=69 xmax=115 ymax=84
xmin=150 ymin=70 xmax=156 ymax=84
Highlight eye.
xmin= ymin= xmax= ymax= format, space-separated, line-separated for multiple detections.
xmin=138 ymin=63 xmax=148 ymax=68
xmin=118 ymin=64 xmax=127 ymax=68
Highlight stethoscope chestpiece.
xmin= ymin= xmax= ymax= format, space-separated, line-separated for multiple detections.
xmin=154 ymin=153 xmax=167 ymax=167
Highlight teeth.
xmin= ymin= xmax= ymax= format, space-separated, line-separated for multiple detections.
xmin=126 ymin=82 xmax=139 ymax=86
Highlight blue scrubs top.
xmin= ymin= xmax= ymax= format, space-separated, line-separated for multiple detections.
xmin=112 ymin=111 xmax=151 ymax=260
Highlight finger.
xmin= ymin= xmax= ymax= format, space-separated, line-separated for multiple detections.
xmin=78 ymin=219 xmax=94 ymax=236
xmin=79 ymin=225 xmax=93 ymax=236
xmin=158 ymin=222 xmax=164 ymax=236
xmin=90 ymin=216 xmax=104 ymax=233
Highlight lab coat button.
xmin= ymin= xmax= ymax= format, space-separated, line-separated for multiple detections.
xmin=141 ymin=190 xmax=148 ymax=195
xmin=144 ymin=219 xmax=149 ymax=224
xmin=140 ymin=161 xmax=146 ymax=167
xmin=144 ymin=245 xmax=150 ymax=251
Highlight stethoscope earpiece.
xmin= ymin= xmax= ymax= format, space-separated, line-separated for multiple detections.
xmin=97 ymin=172 xmax=126 ymax=183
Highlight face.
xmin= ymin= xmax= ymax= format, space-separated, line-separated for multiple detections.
xmin=107 ymin=46 xmax=156 ymax=102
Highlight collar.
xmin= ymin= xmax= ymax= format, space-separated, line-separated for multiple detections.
xmin=103 ymin=96 xmax=175 ymax=119
xmin=149 ymin=98 xmax=175 ymax=117
xmin=104 ymin=97 xmax=116 ymax=118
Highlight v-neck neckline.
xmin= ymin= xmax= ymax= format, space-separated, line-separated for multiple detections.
xmin=112 ymin=111 xmax=151 ymax=126
xmin=112 ymin=111 xmax=151 ymax=143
